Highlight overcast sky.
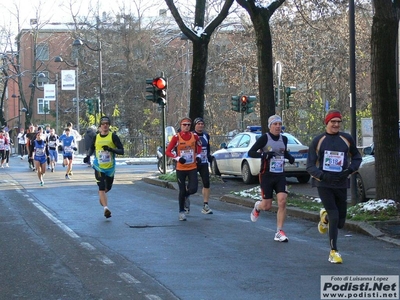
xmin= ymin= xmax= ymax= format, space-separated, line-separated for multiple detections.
xmin=1 ymin=0 xmax=167 ymax=32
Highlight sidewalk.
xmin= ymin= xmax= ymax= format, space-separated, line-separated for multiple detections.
xmin=143 ymin=176 xmax=400 ymax=247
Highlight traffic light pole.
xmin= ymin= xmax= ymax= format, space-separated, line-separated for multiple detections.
xmin=161 ymin=73 xmax=167 ymax=174
xmin=161 ymin=101 xmax=167 ymax=174
xmin=241 ymin=111 xmax=245 ymax=131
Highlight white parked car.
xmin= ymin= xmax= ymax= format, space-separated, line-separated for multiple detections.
xmin=211 ymin=126 xmax=310 ymax=184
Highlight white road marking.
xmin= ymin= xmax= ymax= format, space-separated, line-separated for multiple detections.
xmin=33 ymin=202 xmax=80 ymax=238
xmin=96 ymin=255 xmax=114 ymax=265
xmin=118 ymin=272 xmax=141 ymax=284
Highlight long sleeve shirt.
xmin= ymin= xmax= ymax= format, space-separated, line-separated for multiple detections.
xmin=306 ymin=131 xmax=362 ymax=188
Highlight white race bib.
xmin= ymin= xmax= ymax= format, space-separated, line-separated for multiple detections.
xmin=323 ymin=150 xmax=344 ymax=172
xmin=180 ymin=149 xmax=194 ymax=164
xmin=269 ymin=156 xmax=284 ymax=173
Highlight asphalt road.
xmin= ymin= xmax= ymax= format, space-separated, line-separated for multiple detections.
xmin=1 ymin=157 xmax=399 ymax=300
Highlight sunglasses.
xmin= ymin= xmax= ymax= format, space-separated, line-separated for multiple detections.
xmin=330 ymin=120 xmax=342 ymax=124
xmin=181 ymin=123 xmax=191 ymax=126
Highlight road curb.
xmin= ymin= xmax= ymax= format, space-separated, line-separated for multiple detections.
xmin=143 ymin=177 xmax=399 ymax=246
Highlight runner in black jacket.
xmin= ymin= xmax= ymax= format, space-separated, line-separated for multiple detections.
xmin=306 ymin=109 xmax=362 ymax=264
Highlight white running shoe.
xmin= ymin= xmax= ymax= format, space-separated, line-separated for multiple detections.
xmin=179 ymin=212 xmax=187 ymax=221
xmin=250 ymin=201 xmax=261 ymax=222
xmin=202 ymin=204 xmax=213 ymax=214
xmin=274 ymin=230 xmax=289 ymax=242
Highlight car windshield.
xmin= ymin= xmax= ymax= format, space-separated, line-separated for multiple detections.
xmin=227 ymin=134 xmax=244 ymax=148
xmin=283 ymin=133 xmax=302 ymax=145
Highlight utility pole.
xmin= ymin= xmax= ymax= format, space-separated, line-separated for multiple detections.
xmin=349 ymin=0 xmax=357 ymax=204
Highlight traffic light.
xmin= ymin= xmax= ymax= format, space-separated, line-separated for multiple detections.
xmin=240 ymin=95 xmax=248 ymax=112
xmin=285 ymin=86 xmax=297 ymax=109
xmin=231 ymin=95 xmax=240 ymax=112
xmin=246 ymin=96 xmax=256 ymax=114
xmin=153 ymin=77 xmax=167 ymax=105
xmin=146 ymin=77 xmax=167 ymax=105
xmin=146 ymin=78 xmax=156 ymax=102
xmin=95 ymin=98 xmax=100 ymax=113
xmin=85 ymin=99 xmax=94 ymax=114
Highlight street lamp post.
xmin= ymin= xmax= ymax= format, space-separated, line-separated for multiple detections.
xmin=55 ymin=73 xmax=59 ymax=133
xmin=55 ymin=56 xmax=80 ymax=133
xmin=73 ymin=39 xmax=103 ymax=116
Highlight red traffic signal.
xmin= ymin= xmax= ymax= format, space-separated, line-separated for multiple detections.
xmin=153 ymin=77 xmax=167 ymax=90
xmin=240 ymin=95 xmax=248 ymax=111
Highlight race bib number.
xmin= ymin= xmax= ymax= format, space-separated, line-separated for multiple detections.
xmin=99 ymin=150 xmax=111 ymax=163
xmin=64 ymin=146 xmax=74 ymax=154
xmin=323 ymin=150 xmax=344 ymax=172
xmin=200 ymin=149 xmax=208 ymax=163
xmin=35 ymin=148 xmax=45 ymax=156
xmin=180 ymin=149 xmax=194 ymax=164
xmin=269 ymin=156 xmax=284 ymax=173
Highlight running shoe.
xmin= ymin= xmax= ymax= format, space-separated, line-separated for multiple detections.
xmin=250 ymin=201 xmax=261 ymax=222
xmin=69 ymin=171 xmax=73 ymax=175
xmin=329 ymin=250 xmax=343 ymax=264
xmin=104 ymin=208 xmax=112 ymax=218
xmin=5 ymin=163 xmax=9 ymax=167
xmin=202 ymin=204 xmax=213 ymax=214
xmin=318 ymin=208 xmax=328 ymax=234
xmin=40 ymin=181 xmax=44 ymax=186
xmin=179 ymin=212 xmax=187 ymax=221
xmin=184 ymin=196 xmax=190 ymax=214
xmin=51 ymin=168 xmax=54 ymax=173
xmin=65 ymin=174 xmax=70 ymax=179
xmin=274 ymin=230 xmax=289 ymax=242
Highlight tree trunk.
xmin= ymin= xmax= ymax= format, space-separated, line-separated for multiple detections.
xmin=236 ymin=0 xmax=285 ymax=133
xmin=189 ymin=40 xmax=209 ymax=121
xmin=371 ymin=0 xmax=400 ymax=202
xmin=253 ymin=13 xmax=276 ymax=133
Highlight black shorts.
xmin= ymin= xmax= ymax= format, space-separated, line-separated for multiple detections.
xmin=197 ymin=163 xmax=210 ymax=188
xmin=259 ymin=173 xmax=288 ymax=199
xmin=95 ymin=170 xmax=114 ymax=191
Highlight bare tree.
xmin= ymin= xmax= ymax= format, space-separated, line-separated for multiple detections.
xmin=235 ymin=0 xmax=286 ymax=133
xmin=371 ymin=0 xmax=400 ymax=202
xmin=165 ymin=0 xmax=234 ymax=121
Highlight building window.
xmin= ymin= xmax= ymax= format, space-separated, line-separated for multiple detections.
xmin=36 ymin=44 xmax=49 ymax=61
xmin=37 ymin=98 xmax=50 ymax=115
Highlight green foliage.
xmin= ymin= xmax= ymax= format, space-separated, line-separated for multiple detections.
xmin=111 ymin=104 xmax=120 ymax=118
xmin=158 ymin=171 xmax=177 ymax=181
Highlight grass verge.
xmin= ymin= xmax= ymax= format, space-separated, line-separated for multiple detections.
xmin=158 ymin=174 xmax=399 ymax=223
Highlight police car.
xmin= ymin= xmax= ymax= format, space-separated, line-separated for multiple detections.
xmin=211 ymin=126 xmax=310 ymax=184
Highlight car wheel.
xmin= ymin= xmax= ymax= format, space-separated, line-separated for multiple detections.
xmin=242 ymin=161 xmax=257 ymax=184
xmin=355 ymin=173 xmax=367 ymax=202
xmin=296 ymin=174 xmax=310 ymax=184
xmin=211 ymin=158 xmax=221 ymax=176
